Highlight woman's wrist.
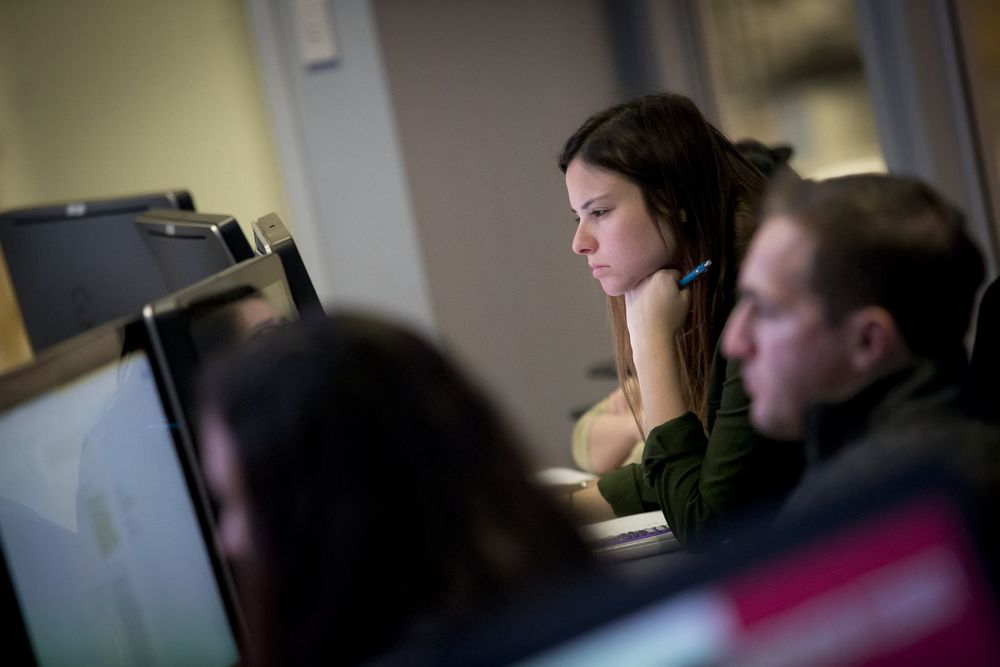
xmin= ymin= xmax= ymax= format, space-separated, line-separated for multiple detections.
xmin=630 ymin=330 xmax=678 ymax=374
xmin=633 ymin=339 xmax=686 ymax=427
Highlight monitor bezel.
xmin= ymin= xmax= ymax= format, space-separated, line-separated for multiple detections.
xmin=142 ymin=252 xmax=299 ymax=456
xmin=250 ymin=213 xmax=324 ymax=317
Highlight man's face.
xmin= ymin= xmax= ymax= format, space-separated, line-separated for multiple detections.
xmin=722 ymin=216 xmax=856 ymax=440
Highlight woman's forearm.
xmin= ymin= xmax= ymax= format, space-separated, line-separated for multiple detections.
xmin=633 ymin=336 xmax=687 ymax=431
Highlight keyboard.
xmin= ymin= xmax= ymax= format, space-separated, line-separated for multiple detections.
xmin=584 ymin=511 xmax=682 ymax=561
xmin=532 ymin=470 xmax=683 ymax=560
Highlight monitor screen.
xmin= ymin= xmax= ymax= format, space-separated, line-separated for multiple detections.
xmin=135 ymin=209 xmax=254 ymax=292
xmin=0 ymin=320 xmax=241 ymax=666
xmin=0 ymin=191 xmax=194 ymax=353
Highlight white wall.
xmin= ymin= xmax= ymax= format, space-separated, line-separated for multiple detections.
xmin=245 ymin=0 xmax=436 ymax=334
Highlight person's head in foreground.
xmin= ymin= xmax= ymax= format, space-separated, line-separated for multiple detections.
xmin=197 ymin=313 xmax=591 ymax=665
xmin=722 ymin=173 xmax=984 ymax=442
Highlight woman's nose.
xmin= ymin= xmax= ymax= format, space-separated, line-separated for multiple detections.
xmin=572 ymin=224 xmax=594 ymax=255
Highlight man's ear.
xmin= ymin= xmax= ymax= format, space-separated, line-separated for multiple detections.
xmin=846 ymin=306 xmax=904 ymax=373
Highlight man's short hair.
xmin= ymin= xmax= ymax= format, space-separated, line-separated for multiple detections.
xmin=764 ymin=173 xmax=985 ymax=360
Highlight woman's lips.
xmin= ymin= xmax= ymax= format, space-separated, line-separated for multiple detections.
xmin=590 ymin=265 xmax=610 ymax=277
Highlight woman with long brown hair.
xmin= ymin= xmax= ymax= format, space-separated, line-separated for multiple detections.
xmin=560 ymin=92 xmax=803 ymax=548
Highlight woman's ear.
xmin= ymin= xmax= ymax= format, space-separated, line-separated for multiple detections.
xmin=846 ymin=306 xmax=905 ymax=373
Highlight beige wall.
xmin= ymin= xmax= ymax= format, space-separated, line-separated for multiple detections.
xmin=0 ymin=0 xmax=289 ymax=371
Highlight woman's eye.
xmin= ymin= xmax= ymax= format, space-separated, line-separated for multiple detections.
xmin=591 ymin=208 xmax=608 ymax=218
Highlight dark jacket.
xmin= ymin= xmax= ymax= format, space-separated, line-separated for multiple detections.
xmin=779 ymin=360 xmax=1000 ymax=526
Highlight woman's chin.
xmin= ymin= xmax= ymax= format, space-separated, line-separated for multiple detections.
xmin=599 ymin=281 xmax=625 ymax=297
xmin=597 ymin=276 xmax=634 ymax=297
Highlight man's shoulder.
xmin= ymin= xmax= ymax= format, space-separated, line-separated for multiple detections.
xmin=862 ymin=407 xmax=999 ymax=450
xmin=781 ymin=412 xmax=1000 ymax=527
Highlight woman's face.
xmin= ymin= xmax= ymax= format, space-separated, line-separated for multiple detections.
xmin=200 ymin=411 xmax=253 ymax=562
xmin=566 ymin=158 xmax=675 ymax=296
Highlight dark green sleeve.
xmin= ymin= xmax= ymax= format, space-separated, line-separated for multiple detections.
xmin=595 ymin=463 xmax=660 ymax=516
xmin=640 ymin=354 xmax=804 ymax=547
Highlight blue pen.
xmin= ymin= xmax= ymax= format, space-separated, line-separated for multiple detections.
xmin=678 ymin=260 xmax=712 ymax=288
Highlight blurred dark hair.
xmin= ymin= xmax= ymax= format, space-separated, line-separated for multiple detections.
xmin=559 ymin=92 xmax=767 ymax=426
xmin=198 ymin=313 xmax=591 ymax=665
xmin=765 ymin=173 xmax=985 ymax=360
xmin=734 ymin=139 xmax=795 ymax=179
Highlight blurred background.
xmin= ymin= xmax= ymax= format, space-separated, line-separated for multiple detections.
xmin=1 ymin=0 xmax=998 ymax=468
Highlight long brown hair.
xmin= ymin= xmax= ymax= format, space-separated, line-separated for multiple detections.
xmin=560 ymin=93 xmax=766 ymax=429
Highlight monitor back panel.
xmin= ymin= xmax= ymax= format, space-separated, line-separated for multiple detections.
xmin=0 ymin=191 xmax=194 ymax=353
xmin=135 ymin=210 xmax=253 ymax=292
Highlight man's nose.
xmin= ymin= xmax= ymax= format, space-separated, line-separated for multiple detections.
xmin=722 ymin=304 xmax=752 ymax=360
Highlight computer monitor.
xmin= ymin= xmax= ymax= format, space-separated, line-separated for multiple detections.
xmin=0 ymin=316 xmax=243 ymax=666
xmin=436 ymin=469 xmax=1000 ymax=667
xmin=143 ymin=252 xmax=300 ymax=443
xmin=0 ymin=190 xmax=194 ymax=353
xmin=134 ymin=209 xmax=254 ymax=292
xmin=250 ymin=213 xmax=323 ymax=318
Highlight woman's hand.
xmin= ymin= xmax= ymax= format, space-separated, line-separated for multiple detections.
xmin=624 ymin=269 xmax=691 ymax=355
xmin=624 ymin=268 xmax=690 ymax=429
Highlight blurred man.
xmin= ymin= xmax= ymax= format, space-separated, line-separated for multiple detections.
xmin=721 ymin=173 xmax=999 ymax=521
